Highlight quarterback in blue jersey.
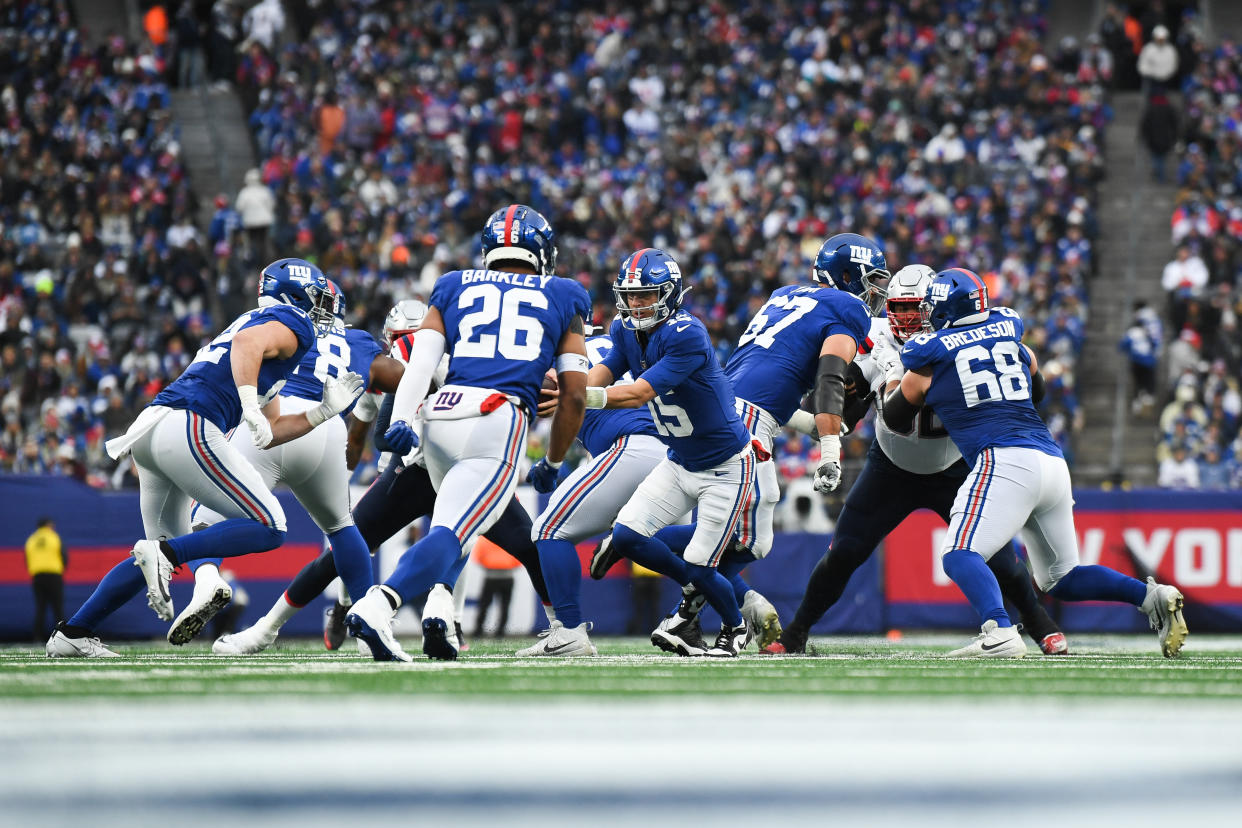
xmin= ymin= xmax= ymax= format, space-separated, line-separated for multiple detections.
xmin=582 ymin=248 xmax=758 ymax=658
xmin=519 ymin=333 xmax=666 ymax=657
xmin=883 ymin=268 xmax=1188 ymax=658
xmin=763 ymin=264 xmax=1067 ymax=656
xmin=47 ymin=260 xmax=366 ymax=656
xmin=628 ymin=233 xmax=881 ymax=653
xmin=345 ymin=204 xmax=590 ymax=662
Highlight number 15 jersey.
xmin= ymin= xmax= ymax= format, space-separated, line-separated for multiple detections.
xmin=899 ymin=307 xmax=1061 ymax=466
xmin=603 ymin=311 xmax=749 ymax=472
xmin=431 ymin=268 xmax=591 ymax=416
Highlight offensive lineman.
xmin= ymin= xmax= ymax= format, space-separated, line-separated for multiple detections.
xmin=763 ymin=264 xmax=1068 ymax=655
xmin=345 ymin=204 xmax=590 ymax=662
xmin=883 ymin=268 xmax=1187 ymax=657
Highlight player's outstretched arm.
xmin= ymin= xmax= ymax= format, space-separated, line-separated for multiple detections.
xmin=232 ymin=320 xmax=304 ymax=448
xmin=262 ymin=371 xmax=366 ymax=448
xmin=809 ymin=334 xmax=859 ymax=493
xmin=882 ymin=369 xmax=931 ymax=433
xmin=382 ymin=308 xmax=446 ymax=455
xmin=345 ymin=414 xmax=372 ymax=470
xmin=546 ymin=318 xmax=588 ymax=465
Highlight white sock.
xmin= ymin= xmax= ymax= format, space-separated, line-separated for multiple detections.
xmin=193 ymin=562 xmax=221 ymax=587
xmin=260 ymin=592 xmax=301 ymax=631
xmin=331 ymin=577 xmax=351 ymax=607
xmin=543 ymin=602 xmax=557 ymax=623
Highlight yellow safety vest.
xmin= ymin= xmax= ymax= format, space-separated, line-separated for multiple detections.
xmin=26 ymin=527 xmax=64 ymax=576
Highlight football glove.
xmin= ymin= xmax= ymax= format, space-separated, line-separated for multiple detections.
xmin=307 ymin=371 xmax=366 ymax=427
xmin=528 ymin=458 xmax=562 ymax=493
xmin=384 ymin=421 xmax=419 ymax=455
xmin=812 ymin=434 xmax=842 ymax=493
xmin=238 ymin=384 xmax=273 ymax=449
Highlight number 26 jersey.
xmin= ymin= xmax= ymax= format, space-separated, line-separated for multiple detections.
xmin=899 ymin=307 xmax=1062 ymax=466
xmin=431 ymin=268 xmax=591 ymax=417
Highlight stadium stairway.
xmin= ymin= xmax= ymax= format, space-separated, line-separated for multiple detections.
xmin=170 ymin=86 xmax=257 ymax=235
xmin=1075 ymin=91 xmax=1173 ymax=487
xmin=72 ymin=0 xmax=132 ymax=47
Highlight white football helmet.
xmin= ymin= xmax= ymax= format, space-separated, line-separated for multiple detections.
xmin=382 ymin=299 xmax=428 ymax=344
xmin=886 ymin=264 xmax=936 ymax=343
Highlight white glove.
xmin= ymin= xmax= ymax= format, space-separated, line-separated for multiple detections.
xmin=308 ymin=371 xmax=366 ymax=427
xmin=812 ymin=434 xmax=842 ymax=493
xmin=238 ymin=385 xmax=273 ymax=449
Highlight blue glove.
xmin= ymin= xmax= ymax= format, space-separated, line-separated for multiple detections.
xmin=528 ymin=458 xmax=562 ymax=493
xmin=384 ymin=421 xmax=419 ymax=455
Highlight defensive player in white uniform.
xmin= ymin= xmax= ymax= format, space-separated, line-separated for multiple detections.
xmin=884 ymin=268 xmax=1188 ymax=658
xmin=520 ymin=333 xmax=666 ymax=656
xmin=606 ymin=233 xmax=882 ymax=654
xmin=201 ymin=283 xmax=405 ymax=652
xmin=585 ymin=248 xmax=760 ymax=657
xmin=345 ymin=204 xmax=590 ymax=662
xmin=763 ymin=264 xmax=1068 ymax=655
xmin=46 ymin=259 xmax=364 ymax=656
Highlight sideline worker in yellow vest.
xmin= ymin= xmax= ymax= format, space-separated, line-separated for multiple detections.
xmin=26 ymin=517 xmax=66 ymax=642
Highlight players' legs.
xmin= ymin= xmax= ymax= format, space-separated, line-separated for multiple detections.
xmin=736 ymin=456 xmax=780 ymax=559
xmin=612 ymin=459 xmax=697 ymax=587
xmin=532 ymin=435 xmax=662 ymax=628
xmin=484 ymin=498 xmax=549 ymax=604
xmin=679 ymin=448 xmax=756 ymax=628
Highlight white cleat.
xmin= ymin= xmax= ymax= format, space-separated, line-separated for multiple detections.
xmin=1141 ymin=577 xmax=1188 ymax=658
xmin=421 ymin=584 xmax=459 ymax=661
xmin=741 ymin=589 xmax=782 ymax=649
xmin=516 ymin=621 xmax=598 ymax=657
xmin=168 ymin=572 xmax=233 ymax=645
xmin=212 ymin=623 xmax=278 ymax=655
xmin=346 ymin=586 xmax=411 ymax=662
xmin=46 ymin=626 xmax=120 ymax=658
xmin=130 ymin=539 xmax=175 ymax=621
xmin=948 ymin=619 xmax=1027 ymax=658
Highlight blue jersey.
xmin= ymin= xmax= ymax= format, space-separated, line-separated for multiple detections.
xmin=899 ymin=307 xmax=1062 ymax=465
xmin=725 ymin=284 xmax=872 ymax=423
xmin=577 ymin=335 xmax=659 ymax=456
xmin=152 ymin=305 xmax=316 ymax=432
xmin=432 ymin=268 xmax=590 ymax=416
xmin=282 ymin=323 xmax=384 ymax=418
xmin=603 ymin=311 xmax=749 ymax=471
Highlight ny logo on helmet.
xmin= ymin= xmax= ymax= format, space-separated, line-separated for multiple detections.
xmin=287 ymin=264 xmax=314 ymax=281
xmin=849 ymin=245 xmax=874 ymax=265
xmin=930 ymin=282 xmax=951 ymax=302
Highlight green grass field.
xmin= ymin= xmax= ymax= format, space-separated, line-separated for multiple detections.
xmin=4 ymin=635 xmax=1240 ymax=827
xmin=4 ymin=633 xmax=1242 ymax=699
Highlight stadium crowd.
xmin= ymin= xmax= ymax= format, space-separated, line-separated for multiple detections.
xmin=1 ymin=0 xmax=1111 ymax=489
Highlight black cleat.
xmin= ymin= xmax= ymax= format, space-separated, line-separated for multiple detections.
xmin=323 ymin=601 xmax=349 ymax=650
xmin=589 ymin=533 xmax=621 ymax=580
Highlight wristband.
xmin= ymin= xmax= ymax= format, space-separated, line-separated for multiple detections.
xmin=238 ymin=384 xmax=260 ymax=412
xmin=305 ymin=404 xmax=329 ymax=428
xmin=585 ymin=386 xmax=607 ymax=409
xmin=556 ymin=352 xmax=589 ymax=374
xmin=545 ymin=458 xmax=563 ymax=469
xmin=819 ymin=434 xmax=841 ymax=464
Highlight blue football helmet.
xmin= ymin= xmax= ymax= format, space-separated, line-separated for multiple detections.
xmin=614 ymin=248 xmax=685 ymax=331
xmin=481 ymin=204 xmax=557 ymax=275
xmin=921 ymin=268 xmax=991 ymax=331
xmin=812 ymin=233 xmax=891 ymax=315
xmin=257 ymin=258 xmax=336 ymax=335
xmin=327 ymin=279 xmax=346 ymax=321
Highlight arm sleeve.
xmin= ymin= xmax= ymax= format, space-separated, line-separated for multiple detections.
xmin=373 ymin=394 xmax=397 ymax=451
xmin=390 ymin=328 xmax=447 ymax=424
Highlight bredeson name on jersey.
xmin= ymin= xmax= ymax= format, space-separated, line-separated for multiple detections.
xmin=459 ymin=270 xmax=554 ymax=289
xmin=935 ymin=319 xmax=1018 ymax=351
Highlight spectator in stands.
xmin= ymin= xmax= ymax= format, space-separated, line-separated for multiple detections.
xmin=1158 ymin=443 xmax=1199 ymax=488
xmin=174 ymin=1 xmax=206 ymax=88
xmin=1121 ymin=304 xmax=1160 ymax=414
xmin=208 ymin=0 xmax=242 ymax=84
xmin=1139 ymin=25 xmax=1179 ymax=90
xmin=1141 ymin=91 xmax=1178 ymax=182
xmin=1198 ymin=443 xmax=1232 ymax=489
xmin=235 ymin=168 xmax=274 ymax=265
xmin=25 ymin=517 xmax=65 ymax=642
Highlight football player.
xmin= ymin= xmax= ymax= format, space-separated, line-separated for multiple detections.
xmin=618 ymin=233 xmax=881 ymax=654
xmin=345 ymin=204 xmax=590 ymax=662
xmin=582 ymin=248 xmax=760 ymax=658
xmin=882 ymin=268 xmax=1187 ymax=658
xmin=764 ymin=264 xmax=1069 ymax=655
xmin=46 ymin=260 xmax=364 ymax=656
xmin=215 ymin=299 xmax=558 ymax=656
xmin=519 ymin=332 xmax=666 ymax=656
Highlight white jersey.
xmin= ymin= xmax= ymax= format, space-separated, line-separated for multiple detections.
xmin=861 ymin=317 xmax=961 ymax=475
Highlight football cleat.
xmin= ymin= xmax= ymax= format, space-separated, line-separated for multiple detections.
xmin=212 ymin=623 xmax=279 ymax=655
xmin=130 ymin=539 xmax=174 ymax=622
xmin=741 ymin=590 xmax=782 ymax=649
xmin=516 ymin=621 xmax=598 ymax=657
xmin=589 ymin=532 xmax=620 ymax=580
xmin=1141 ymin=577 xmax=1188 ymax=658
xmin=168 ymin=571 xmax=232 ymax=645
xmin=455 ymin=620 xmax=469 ymax=653
xmin=420 ymin=584 xmax=458 ymax=661
xmin=1039 ymin=632 xmax=1069 ymax=655
xmin=46 ymin=623 xmax=120 ymax=658
xmin=948 ymin=620 xmax=1027 ymax=658
xmin=346 ymin=586 xmax=411 ymax=662
xmin=706 ymin=622 xmax=752 ymax=658
xmin=650 ymin=592 xmax=709 ymax=656
xmin=323 ymin=600 xmax=349 ymax=650
xmin=761 ymin=627 xmax=809 ymax=655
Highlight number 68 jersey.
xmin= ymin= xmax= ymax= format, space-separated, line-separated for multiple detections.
xmin=431 ymin=268 xmax=590 ymax=416
xmin=899 ymin=306 xmax=1062 ymax=466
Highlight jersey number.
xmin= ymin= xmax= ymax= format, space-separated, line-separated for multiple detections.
xmin=955 ymin=342 xmax=1030 ymax=408
xmin=738 ymin=295 xmax=817 ymax=350
xmin=192 ymin=314 xmax=252 ymax=365
xmin=308 ymin=330 xmax=351 ymax=383
xmin=454 ymin=284 xmax=548 ymax=361
xmin=647 ymin=396 xmax=693 ymax=437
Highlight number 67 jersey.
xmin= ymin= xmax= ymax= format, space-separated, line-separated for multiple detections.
xmin=432 ymin=269 xmax=591 ymax=414
xmin=899 ymin=306 xmax=1062 ymax=466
